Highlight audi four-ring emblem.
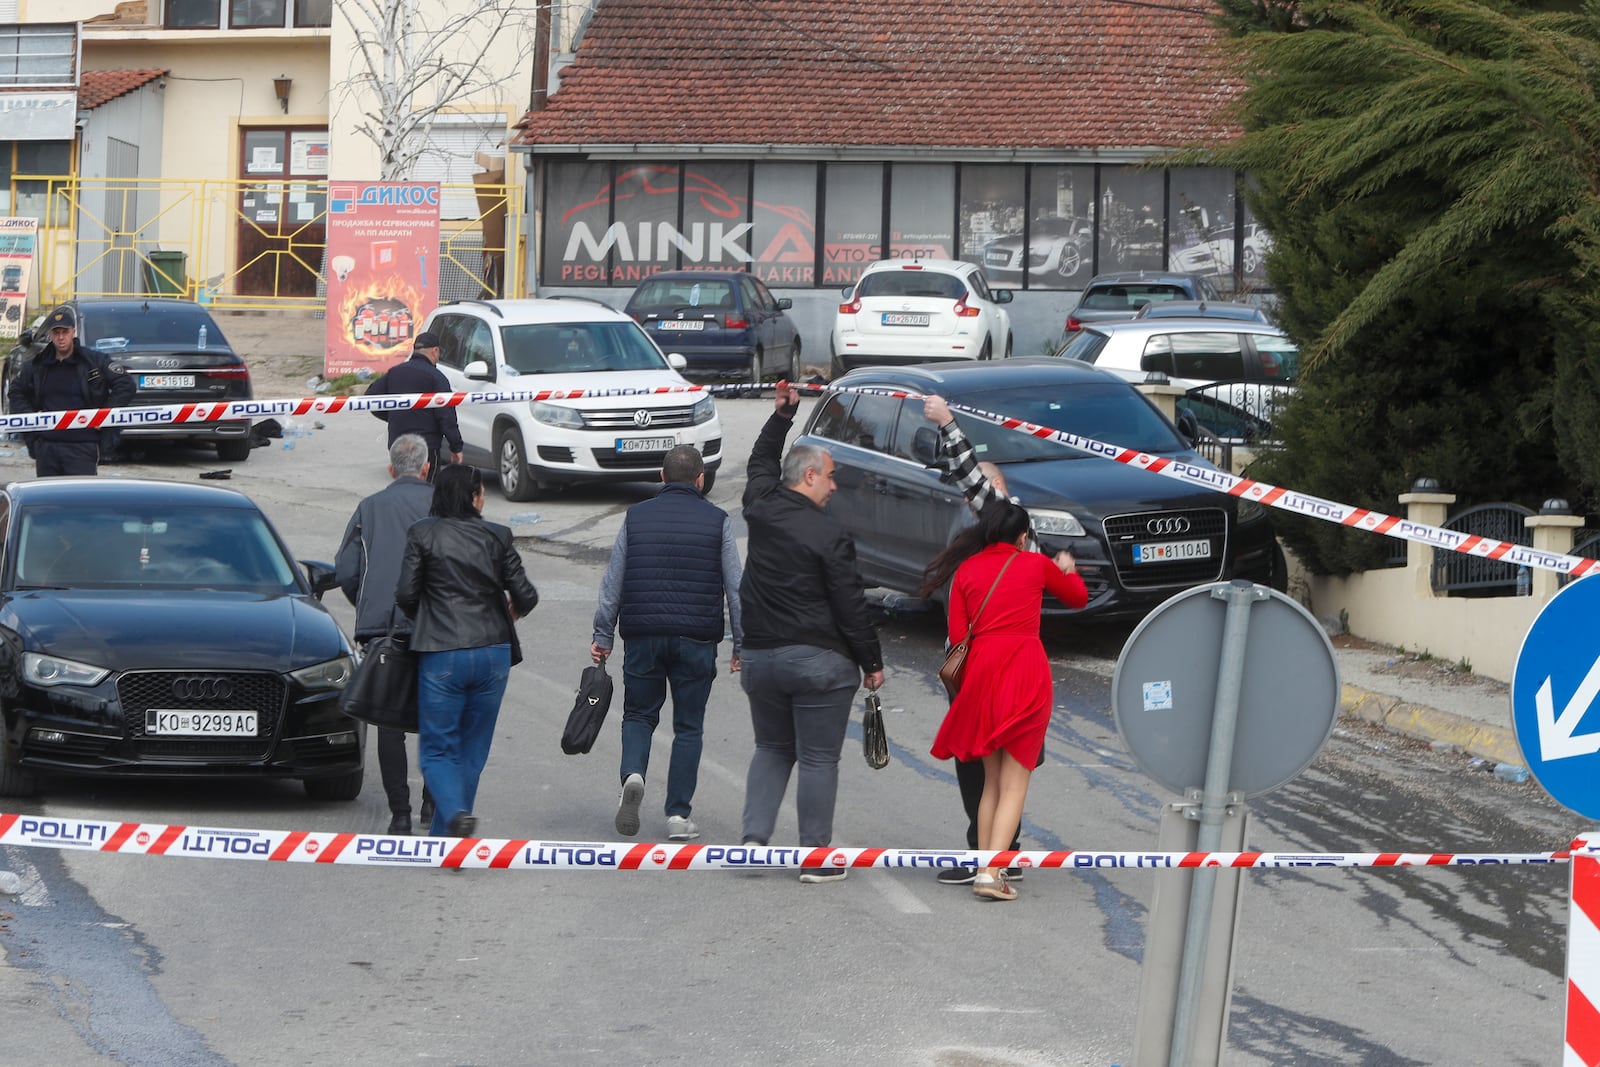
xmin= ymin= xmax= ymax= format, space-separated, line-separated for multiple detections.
xmin=633 ymin=410 xmax=653 ymax=427
xmin=1146 ymin=516 xmax=1192 ymax=536
xmin=171 ymin=677 xmax=233 ymax=701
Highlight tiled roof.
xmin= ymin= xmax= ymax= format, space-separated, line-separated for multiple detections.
xmin=514 ymin=0 xmax=1240 ymax=152
xmin=81 ymin=69 xmax=167 ymax=110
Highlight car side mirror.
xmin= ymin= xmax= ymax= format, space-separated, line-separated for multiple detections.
xmin=777 ymin=297 xmax=793 ymax=310
xmin=993 ymin=289 xmax=1013 ymax=304
xmin=912 ymin=426 xmax=939 ymax=466
xmin=16 ymin=329 xmax=31 ymax=347
xmin=840 ymin=285 xmax=853 ymax=299
xmin=1175 ymin=408 xmax=1202 ymax=446
xmin=463 ymin=360 xmax=493 ymax=381
xmin=666 ymin=353 xmax=688 ymax=371
xmin=302 ymin=560 xmax=339 ymax=601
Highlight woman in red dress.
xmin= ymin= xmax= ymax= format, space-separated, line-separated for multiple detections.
xmin=922 ymin=500 xmax=1088 ymax=901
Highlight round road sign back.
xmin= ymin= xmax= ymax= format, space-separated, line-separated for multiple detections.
xmin=1112 ymin=582 xmax=1341 ymax=797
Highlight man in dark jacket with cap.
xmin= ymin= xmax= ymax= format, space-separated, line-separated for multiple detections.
xmin=8 ymin=305 xmax=135 ymax=476
xmin=365 ymin=330 xmax=463 ymax=480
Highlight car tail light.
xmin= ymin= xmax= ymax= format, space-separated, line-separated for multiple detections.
xmin=206 ymin=367 xmax=251 ymax=380
xmin=839 ymin=297 xmax=861 ymax=315
xmin=952 ymin=297 xmax=980 ymax=318
xmin=724 ymin=314 xmax=750 ymax=329
xmin=1064 ymin=316 xmax=1083 ymax=333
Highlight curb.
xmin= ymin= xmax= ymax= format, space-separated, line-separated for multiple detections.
xmin=1340 ymin=683 xmax=1520 ymax=765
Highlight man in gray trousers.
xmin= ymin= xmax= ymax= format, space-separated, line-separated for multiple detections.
xmin=737 ymin=384 xmax=884 ymax=883
xmin=336 ymin=434 xmax=435 ymax=834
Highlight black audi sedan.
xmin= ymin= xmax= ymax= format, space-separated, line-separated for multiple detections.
xmin=3 ymin=299 xmax=254 ymax=462
xmin=0 ymin=478 xmax=361 ymax=798
xmin=794 ymin=359 xmax=1285 ymax=619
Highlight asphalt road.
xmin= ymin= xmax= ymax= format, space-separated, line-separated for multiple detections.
xmin=0 ymin=393 xmax=1582 ymax=1066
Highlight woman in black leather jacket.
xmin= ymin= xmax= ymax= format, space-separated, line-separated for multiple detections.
xmin=396 ymin=464 xmax=539 ymax=838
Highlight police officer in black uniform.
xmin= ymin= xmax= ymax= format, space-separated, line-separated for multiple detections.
xmin=8 ymin=306 xmax=135 ymax=476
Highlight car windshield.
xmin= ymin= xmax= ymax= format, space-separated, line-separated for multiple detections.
xmin=856 ymin=270 xmax=966 ymax=300
xmin=12 ymin=504 xmax=299 ymax=591
xmin=630 ymin=278 xmax=736 ymax=310
xmin=80 ymin=306 xmax=226 ymax=352
xmin=951 ymin=382 xmax=1184 ymax=462
xmin=498 ymin=322 xmax=669 ymax=374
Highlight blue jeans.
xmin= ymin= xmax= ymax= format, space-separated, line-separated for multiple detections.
xmin=620 ymin=634 xmax=718 ymax=817
xmin=416 ymin=644 xmax=511 ymax=835
xmin=739 ymin=645 xmax=859 ymax=847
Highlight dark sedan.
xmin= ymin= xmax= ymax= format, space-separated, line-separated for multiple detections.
xmin=0 ymin=478 xmax=362 ymax=799
xmin=623 ymin=270 xmax=802 ymax=385
xmin=4 ymin=299 xmax=255 ymax=462
xmin=795 ymin=359 xmax=1284 ymax=618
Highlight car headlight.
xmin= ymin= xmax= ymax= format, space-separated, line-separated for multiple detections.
xmin=691 ymin=395 xmax=716 ymax=425
xmin=1028 ymin=508 xmax=1087 ymax=538
xmin=290 ymin=655 xmax=355 ymax=691
xmin=1238 ymin=499 xmax=1267 ymax=524
xmin=23 ymin=651 xmax=110 ymax=688
xmin=530 ymin=401 xmax=585 ymax=429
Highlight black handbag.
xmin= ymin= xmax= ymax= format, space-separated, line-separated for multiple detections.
xmin=339 ymin=625 xmax=418 ymax=733
xmin=560 ymin=660 xmax=614 ymax=755
xmin=862 ymin=692 xmax=889 ymax=770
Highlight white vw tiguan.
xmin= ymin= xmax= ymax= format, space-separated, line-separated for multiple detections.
xmin=421 ymin=298 xmax=722 ymax=501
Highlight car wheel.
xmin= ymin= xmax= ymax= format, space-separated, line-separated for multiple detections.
xmin=0 ymin=739 xmax=36 ymax=798
xmin=700 ymin=469 xmax=716 ymax=495
xmin=1243 ymin=246 xmax=1261 ymax=276
xmin=1005 ymin=334 xmax=1014 ymax=358
xmin=748 ymin=348 xmax=763 ymax=387
xmin=788 ymin=338 xmax=803 ymax=384
xmin=496 ymin=426 xmax=540 ymax=503
xmin=829 ymin=345 xmax=847 ymax=381
xmin=303 ymin=766 xmax=364 ymax=802
xmin=978 ymin=338 xmax=993 ymax=361
xmin=1056 ymin=244 xmax=1083 ymax=279
xmin=216 ymin=437 xmax=251 ymax=463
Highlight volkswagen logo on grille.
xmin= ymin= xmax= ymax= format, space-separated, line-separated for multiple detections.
xmin=633 ymin=410 xmax=653 ymax=428
xmin=1146 ymin=516 xmax=1192 ymax=537
xmin=171 ymin=677 xmax=232 ymax=702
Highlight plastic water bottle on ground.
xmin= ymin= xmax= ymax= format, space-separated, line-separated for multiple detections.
xmin=506 ymin=512 xmax=541 ymax=526
xmin=282 ymin=439 xmax=296 ymax=451
xmin=1494 ymin=762 xmax=1529 ymax=783
xmin=0 ymin=870 xmax=22 ymax=895
xmin=1516 ymin=566 xmax=1532 ymax=596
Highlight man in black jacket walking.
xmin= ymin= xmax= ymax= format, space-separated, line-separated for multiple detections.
xmin=739 ymin=384 xmax=883 ymax=882
xmin=8 ymin=306 xmax=135 ymax=476
xmin=366 ymin=331 xmax=463 ymax=479
xmin=335 ymin=433 xmax=435 ymax=834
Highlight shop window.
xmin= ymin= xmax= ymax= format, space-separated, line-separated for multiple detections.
xmin=166 ymin=0 xmax=328 ymax=28
xmin=887 ymin=163 xmax=953 ymax=261
xmin=751 ymin=163 xmax=815 ymax=287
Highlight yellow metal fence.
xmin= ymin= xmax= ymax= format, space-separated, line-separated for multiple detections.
xmin=30 ymin=176 xmax=523 ymax=313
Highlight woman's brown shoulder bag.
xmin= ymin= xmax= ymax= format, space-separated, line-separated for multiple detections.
xmin=938 ymin=555 xmax=1016 ymax=699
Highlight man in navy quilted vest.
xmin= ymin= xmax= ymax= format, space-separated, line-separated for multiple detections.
xmin=591 ymin=444 xmax=744 ymax=842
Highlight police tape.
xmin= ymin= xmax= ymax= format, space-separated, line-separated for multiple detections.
xmin=0 ymin=812 xmax=1584 ymax=872
xmin=6 ymin=377 xmax=1594 ymax=578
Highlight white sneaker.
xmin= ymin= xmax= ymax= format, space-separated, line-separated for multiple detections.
xmin=666 ymin=815 xmax=699 ymax=841
xmin=615 ymin=773 xmax=644 ymax=836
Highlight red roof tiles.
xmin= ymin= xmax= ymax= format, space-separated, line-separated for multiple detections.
xmin=514 ymin=0 xmax=1240 ymax=152
xmin=80 ymin=69 xmax=167 ymax=110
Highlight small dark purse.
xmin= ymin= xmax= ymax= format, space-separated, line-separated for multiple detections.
xmin=862 ymin=693 xmax=889 ymax=770
xmin=938 ymin=555 xmax=1015 ymax=700
xmin=560 ymin=660 xmax=614 ymax=755
xmin=339 ymin=624 xmax=418 ymax=732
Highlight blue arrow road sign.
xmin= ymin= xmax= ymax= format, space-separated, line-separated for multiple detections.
xmin=1513 ymin=576 xmax=1600 ymax=818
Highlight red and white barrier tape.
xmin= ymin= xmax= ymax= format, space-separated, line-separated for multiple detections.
xmin=7 ymin=378 xmax=1591 ymax=578
xmin=1569 ymin=842 xmax=1600 ymax=1062
xmin=0 ymin=812 xmax=1582 ymax=872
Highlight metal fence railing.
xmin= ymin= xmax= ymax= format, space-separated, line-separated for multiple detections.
xmin=26 ymin=176 xmax=523 ymax=313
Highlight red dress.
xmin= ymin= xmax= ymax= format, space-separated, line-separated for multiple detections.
xmin=930 ymin=543 xmax=1089 ymax=768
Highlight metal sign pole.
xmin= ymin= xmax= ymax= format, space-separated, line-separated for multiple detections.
xmin=1167 ymin=581 xmax=1269 ymax=1067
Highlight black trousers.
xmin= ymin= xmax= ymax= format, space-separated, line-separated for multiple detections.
xmin=361 ymin=637 xmax=431 ymax=816
xmin=34 ymin=438 xmax=99 ymax=477
xmin=955 ymin=755 xmax=1032 ymax=851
